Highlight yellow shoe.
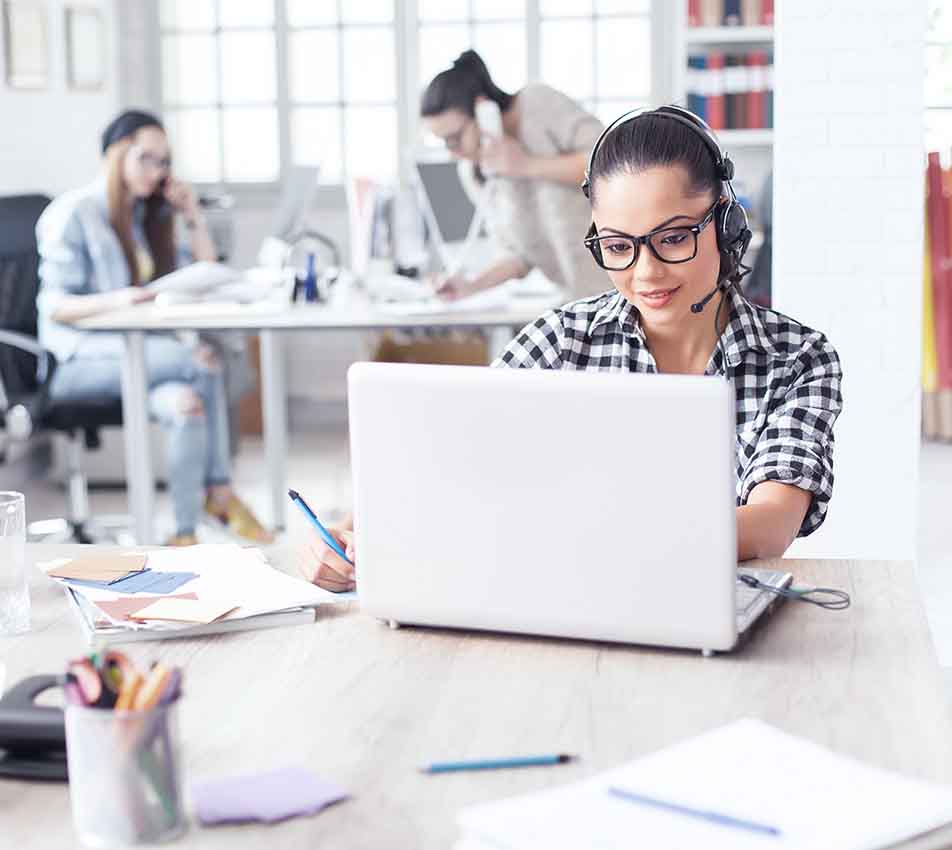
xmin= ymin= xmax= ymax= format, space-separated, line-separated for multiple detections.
xmin=166 ymin=533 xmax=199 ymax=547
xmin=204 ymin=495 xmax=275 ymax=544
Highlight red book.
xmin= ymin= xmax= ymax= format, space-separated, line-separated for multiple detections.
xmin=927 ymin=153 xmax=952 ymax=389
xmin=761 ymin=0 xmax=774 ymax=25
xmin=688 ymin=0 xmax=700 ymax=27
xmin=748 ymin=51 xmax=767 ymax=129
xmin=707 ymin=52 xmax=726 ymax=130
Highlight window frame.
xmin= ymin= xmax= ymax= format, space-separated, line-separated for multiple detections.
xmin=153 ymin=0 xmax=662 ymax=207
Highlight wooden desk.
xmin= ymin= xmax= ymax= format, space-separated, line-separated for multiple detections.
xmin=2 ymin=547 xmax=951 ymax=849
xmin=75 ymin=291 xmax=559 ymax=543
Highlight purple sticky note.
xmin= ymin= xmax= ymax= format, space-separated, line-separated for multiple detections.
xmin=191 ymin=766 xmax=349 ymax=825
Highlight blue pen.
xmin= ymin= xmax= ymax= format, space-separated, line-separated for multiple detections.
xmin=608 ymin=787 xmax=781 ymax=838
xmin=421 ymin=754 xmax=574 ymax=774
xmin=287 ymin=489 xmax=353 ymax=565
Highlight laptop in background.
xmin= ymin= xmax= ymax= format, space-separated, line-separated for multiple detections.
xmin=348 ymin=363 xmax=792 ymax=655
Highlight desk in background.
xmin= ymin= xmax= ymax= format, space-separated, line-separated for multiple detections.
xmin=77 ymin=291 xmax=560 ymax=544
xmin=3 ymin=548 xmax=952 ymax=849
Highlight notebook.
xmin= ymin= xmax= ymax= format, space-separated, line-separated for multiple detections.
xmin=456 ymin=719 xmax=952 ymax=850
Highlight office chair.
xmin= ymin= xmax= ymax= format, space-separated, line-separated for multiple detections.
xmin=0 ymin=194 xmax=131 ymax=544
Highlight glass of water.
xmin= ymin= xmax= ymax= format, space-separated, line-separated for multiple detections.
xmin=0 ymin=491 xmax=29 ymax=635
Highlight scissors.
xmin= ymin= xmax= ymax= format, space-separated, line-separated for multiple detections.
xmin=64 ymin=651 xmax=136 ymax=708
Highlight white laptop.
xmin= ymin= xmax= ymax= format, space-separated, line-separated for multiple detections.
xmin=348 ymin=363 xmax=792 ymax=655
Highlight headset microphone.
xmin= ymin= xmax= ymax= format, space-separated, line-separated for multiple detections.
xmin=690 ymin=285 xmax=721 ymax=314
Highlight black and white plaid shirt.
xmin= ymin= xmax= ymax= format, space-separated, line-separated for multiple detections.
xmin=493 ymin=287 xmax=843 ymax=537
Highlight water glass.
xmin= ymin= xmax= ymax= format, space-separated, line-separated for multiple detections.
xmin=0 ymin=491 xmax=29 ymax=635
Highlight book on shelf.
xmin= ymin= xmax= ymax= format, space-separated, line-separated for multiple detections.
xmin=924 ymin=153 xmax=952 ymax=441
xmin=686 ymin=50 xmax=774 ymax=130
xmin=687 ymin=0 xmax=773 ymax=27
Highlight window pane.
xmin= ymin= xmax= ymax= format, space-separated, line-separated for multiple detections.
xmin=472 ymin=0 xmax=525 ymax=19
xmin=540 ymin=0 xmax=593 ymax=17
xmin=342 ymin=28 xmax=396 ymax=102
xmin=220 ymin=31 xmax=276 ymax=103
xmin=160 ymin=0 xmax=215 ymax=30
xmin=593 ymin=99 xmax=645 ymax=126
xmin=419 ymin=0 xmax=469 ymax=21
xmin=292 ymin=106 xmax=343 ymax=182
xmin=472 ymin=23 xmax=527 ymax=93
xmin=162 ymin=34 xmax=218 ymax=105
xmin=341 ymin=0 xmax=393 ymax=23
xmin=286 ymin=0 xmax=337 ymax=27
xmin=596 ymin=0 xmax=651 ymax=13
xmin=596 ymin=17 xmax=650 ymax=99
xmin=218 ymin=0 xmax=274 ymax=28
xmin=418 ymin=25 xmax=470 ymax=92
xmin=165 ymin=109 xmax=221 ymax=183
xmin=290 ymin=30 xmax=340 ymax=102
xmin=345 ymin=106 xmax=398 ymax=179
xmin=926 ymin=110 xmax=952 ymax=158
xmin=928 ymin=0 xmax=952 ymax=41
xmin=541 ymin=20 xmax=593 ymax=101
xmin=926 ymin=44 xmax=952 ymax=106
xmin=223 ymin=107 xmax=279 ymax=181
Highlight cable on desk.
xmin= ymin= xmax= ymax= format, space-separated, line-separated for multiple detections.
xmin=738 ymin=574 xmax=851 ymax=611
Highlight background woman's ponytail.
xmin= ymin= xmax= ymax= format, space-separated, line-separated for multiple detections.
xmin=421 ymin=49 xmax=513 ymax=118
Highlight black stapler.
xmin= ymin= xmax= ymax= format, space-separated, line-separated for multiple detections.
xmin=0 ymin=674 xmax=68 ymax=781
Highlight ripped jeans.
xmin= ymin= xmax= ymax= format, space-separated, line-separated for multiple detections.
xmin=49 ymin=333 xmax=232 ymax=536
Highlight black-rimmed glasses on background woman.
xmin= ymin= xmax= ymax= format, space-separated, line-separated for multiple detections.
xmin=584 ymin=199 xmax=720 ymax=271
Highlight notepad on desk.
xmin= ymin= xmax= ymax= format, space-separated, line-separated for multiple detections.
xmin=41 ymin=544 xmax=353 ymax=645
xmin=456 ymin=719 xmax=952 ymax=850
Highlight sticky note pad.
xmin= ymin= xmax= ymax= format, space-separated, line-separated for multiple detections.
xmin=47 ymin=552 xmax=148 ymax=582
xmin=131 ymin=598 xmax=236 ymax=624
xmin=191 ymin=767 xmax=349 ymax=825
xmin=93 ymin=593 xmax=199 ymax=622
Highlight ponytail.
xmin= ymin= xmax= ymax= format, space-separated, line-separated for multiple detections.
xmin=421 ymin=49 xmax=513 ymax=118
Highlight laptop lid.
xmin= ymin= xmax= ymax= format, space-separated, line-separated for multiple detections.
xmin=348 ymin=363 xmax=739 ymax=652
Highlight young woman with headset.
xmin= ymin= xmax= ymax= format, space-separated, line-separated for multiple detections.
xmin=298 ymin=106 xmax=843 ymax=592
xmin=419 ymin=49 xmax=608 ymax=301
xmin=36 ymin=110 xmax=273 ymax=546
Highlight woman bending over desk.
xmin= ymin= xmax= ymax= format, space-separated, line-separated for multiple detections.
xmin=36 ymin=110 xmax=271 ymax=546
xmin=298 ymin=106 xmax=842 ymax=593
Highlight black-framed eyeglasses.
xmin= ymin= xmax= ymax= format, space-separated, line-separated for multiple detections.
xmin=584 ymin=200 xmax=720 ymax=271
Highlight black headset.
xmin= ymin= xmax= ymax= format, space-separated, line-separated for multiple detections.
xmin=580 ymin=105 xmax=752 ymax=289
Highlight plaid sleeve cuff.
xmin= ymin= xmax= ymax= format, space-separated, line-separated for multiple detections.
xmin=739 ymin=439 xmax=835 ymax=537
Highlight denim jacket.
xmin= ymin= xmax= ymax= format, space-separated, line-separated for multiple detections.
xmin=36 ymin=178 xmax=152 ymax=363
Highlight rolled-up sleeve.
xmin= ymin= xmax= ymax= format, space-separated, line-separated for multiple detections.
xmin=738 ymin=334 xmax=842 ymax=536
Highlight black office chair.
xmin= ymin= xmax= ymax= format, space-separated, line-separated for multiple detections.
xmin=0 ymin=194 xmax=129 ymax=543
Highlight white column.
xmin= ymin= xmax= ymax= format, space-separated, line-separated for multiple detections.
xmin=773 ymin=1 xmax=925 ymax=558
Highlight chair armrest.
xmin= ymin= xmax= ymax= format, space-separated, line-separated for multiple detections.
xmin=0 ymin=330 xmax=58 ymax=440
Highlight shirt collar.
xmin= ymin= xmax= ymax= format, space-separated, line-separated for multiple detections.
xmin=586 ymin=286 xmax=779 ymax=366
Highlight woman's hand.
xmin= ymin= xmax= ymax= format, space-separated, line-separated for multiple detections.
xmin=296 ymin=525 xmax=356 ymax=593
xmin=481 ymin=135 xmax=530 ymax=178
xmin=434 ymin=273 xmax=474 ymax=301
xmin=163 ymin=176 xmax=201 ymax=222
xmin=118 ymin=286 xmax=157 ymax=308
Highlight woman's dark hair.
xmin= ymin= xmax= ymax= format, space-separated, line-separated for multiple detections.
xmin=587 ymin=113 xmax=722 ymax=206
xmin=421 ymin=49 xmax=514 ymax=118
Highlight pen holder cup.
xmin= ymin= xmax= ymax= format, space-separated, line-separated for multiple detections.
xmin=65 ymin=700 xmax=186 ymax=847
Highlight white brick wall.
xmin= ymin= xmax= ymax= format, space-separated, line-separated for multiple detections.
xmin=774 ymin=0 xmax=926 ymax=559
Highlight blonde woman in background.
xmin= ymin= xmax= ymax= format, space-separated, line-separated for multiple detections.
xmin=36 ymin=110 xmax=272 ymax=546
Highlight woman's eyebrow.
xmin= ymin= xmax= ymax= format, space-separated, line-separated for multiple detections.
xmin=598 ymin=214 xmax=694 ymax=236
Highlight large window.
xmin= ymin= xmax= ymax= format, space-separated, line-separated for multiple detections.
xmin=927 ymin=0 xmax=952 ymax=157
xmin=158 ymin=1 xmax=654 ymax=188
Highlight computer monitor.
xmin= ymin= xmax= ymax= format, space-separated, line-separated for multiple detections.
xmin=270 ymin=165 xmax=321 ymax=241
xmin=413 ymin=157 xmax=480 ymax=269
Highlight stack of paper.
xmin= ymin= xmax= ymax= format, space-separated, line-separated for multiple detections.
xmin=456 ymin=719 xmax=952 ymax=850
xmin=41 ymin=544 xmax=353 ymax=645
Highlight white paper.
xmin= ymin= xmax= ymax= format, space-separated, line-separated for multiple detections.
xmin=458 ymin=719 xmax=952 ymax=850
